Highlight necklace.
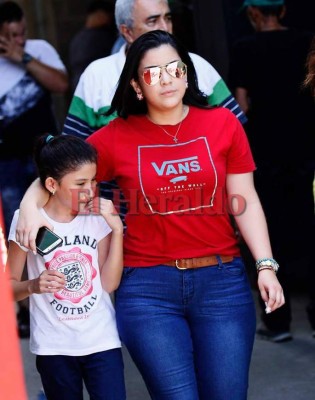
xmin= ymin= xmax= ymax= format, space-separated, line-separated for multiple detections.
xmin=158 ymin=120 xmax=183 ymax=143
xmin=148 ymin=106 xmax=187 ymax=143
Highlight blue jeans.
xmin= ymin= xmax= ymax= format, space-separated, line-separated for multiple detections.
xmin=36 ymin=348 xmax=126 ymax=400
xmin=115 ymin=257 xmax=256 ymax=400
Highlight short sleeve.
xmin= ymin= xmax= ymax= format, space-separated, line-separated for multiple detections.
xmin=86 ymin=123 xmax=116 ymax=183
xmin=8 ymin=210 xmax=28 ymax=252
xmin=26 ymin=40 xmax=66 ymax=71
xmin=226 ymin=115 xmax=256 ymax=174
xmin=92 ymin=216 xmax=112 ymax=242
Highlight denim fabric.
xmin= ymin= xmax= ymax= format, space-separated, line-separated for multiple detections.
xmin=36 ymin=348 xmax=126 ymax=400
xmin=115 ymin=257 xmax=256 ymax=400
xmin=0 ymin=157 xmax=37 ymax=237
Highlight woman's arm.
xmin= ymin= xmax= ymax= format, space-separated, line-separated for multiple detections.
xmin=16 ymin=178 xmax=52 ymax=252
xmin=93 ymin=198 xmax=124 ymax=293
xmin=7 ymin=241 xmax=65 ymax=301
xmin=226 ymin=172 xmax=285 ymax=313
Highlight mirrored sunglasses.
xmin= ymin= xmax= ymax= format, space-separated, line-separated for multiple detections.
xmin=142 ymin=60 xmax=187 ymax=86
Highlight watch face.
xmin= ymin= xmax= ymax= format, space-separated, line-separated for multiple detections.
xmin=22 ymin=52 xmax=33 ymax=65
xmin=256 ymin=258 xmax=279 ymax=274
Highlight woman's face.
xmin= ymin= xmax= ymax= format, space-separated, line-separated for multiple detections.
xmin=131 ymin=44 xmax=187 ymax=113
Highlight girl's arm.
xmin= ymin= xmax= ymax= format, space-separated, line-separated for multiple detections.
xmin=92 ymin=199 xmax=124 ymax=293
xmin=16 ymin=178 xmax=53 ymax=252
xmin=7 ymin=241 xmax=65 ymax=301
xmin=226 ymin=172 xmax=285 ymax=313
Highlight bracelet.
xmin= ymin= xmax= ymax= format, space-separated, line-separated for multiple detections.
xmin=255 ymin=258 xmax=279 ymax=274
xmin=257 ymin=266 xmax=276 ymax=274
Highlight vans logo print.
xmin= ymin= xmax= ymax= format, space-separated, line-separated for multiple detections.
xmin=138 ymin=138 xmax=217 ymax=215
xmin=151 ymin=156 xmax=201 ymax=183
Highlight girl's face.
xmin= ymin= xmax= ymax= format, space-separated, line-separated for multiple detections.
xmin=131 ymin=44 xmax=187 ymax=113
xmin=49 ymin=162 xmax=97 ymax=214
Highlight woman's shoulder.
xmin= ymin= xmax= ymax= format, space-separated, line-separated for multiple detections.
xmin=87 ymin=117 xmax=120 ymax=144
xmin=95 ymin=114 xmax=142 ymax=132
xmin=190 ymin=105 xmax=236 ymax=120
xmin=102 ymin=114 xmax=148 ymax=136
xmin=188 ymin=106 xmax=240 ymax=137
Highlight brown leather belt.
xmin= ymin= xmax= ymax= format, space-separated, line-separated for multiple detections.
xmin=164 ymin=255 xmax=234 ymax=270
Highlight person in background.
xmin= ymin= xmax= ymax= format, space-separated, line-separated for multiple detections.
xmin=68 ymin=0 xmax=117 ymax=91
xmin=15 ymin=30 xmax=285 ymax=399
xmin=0 ymin=0 xmax=68 ymax=339
xmin=7 ymin=134 xmax=125 ymax=400
xmin=230 ymin=0 xmax=315 ymax=342
xmin=110 ymin=34 xmax=125 ymax=55
xmin=304 ymin=36 xmax=315 ymax=338
xmin=304 ymin=37 xmax=315 ymax=95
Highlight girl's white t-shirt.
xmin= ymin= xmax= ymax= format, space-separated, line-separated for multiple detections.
xmin=9 ymin=209 xmax=121 ymax=356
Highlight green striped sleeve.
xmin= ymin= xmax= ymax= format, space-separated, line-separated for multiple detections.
xmin=69 ymin=96 xmax=117 ymax=129
xmin=207 ymin=78 xmax=231 ymax=106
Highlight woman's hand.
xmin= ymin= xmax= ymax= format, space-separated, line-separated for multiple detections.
xmin=88 ymin=197 xmax=123 ymax=233
xmin=257 ymin=270 xmax=285 ymax=313
xmin=15 ymin=178 xmax=51 ymax=252
xmin=29 ymin=270 xmax=66 ymax=295
xmin=16 ymin=208 xmax=53 ymax=253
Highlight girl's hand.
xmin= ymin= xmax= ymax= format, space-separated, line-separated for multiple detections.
xmin=257 ymin=270 xmax=285 ymax=313
xmin=30 ymin=270 xmax=66 ymax=295
xmin=87 ymin=197 xmax=123 ymax=233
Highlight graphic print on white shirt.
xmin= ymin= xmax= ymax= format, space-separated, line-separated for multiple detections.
xmin=46 ymin=246 xmax=97 ymax=306
xmin=138 ymin=137 xmax=217 ymax=215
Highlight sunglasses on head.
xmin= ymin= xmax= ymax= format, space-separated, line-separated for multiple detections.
xmin=142 ymin=60 xmax=187 ymax=86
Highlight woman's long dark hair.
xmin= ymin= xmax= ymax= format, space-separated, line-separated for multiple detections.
xmin=107 ymin=30 xmax=209 ymax=118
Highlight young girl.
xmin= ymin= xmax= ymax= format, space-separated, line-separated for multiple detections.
xmin=7 ymin=134 xmax=126 ymax=400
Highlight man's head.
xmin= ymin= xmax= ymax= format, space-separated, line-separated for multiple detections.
xmin=0 ymin=1 xmax=26 ymax=47
xmin=243 ymin=0 xmax=284 ymax=6
xmin=85 ymin=0 xmax=115 ymax=29
xmin=115 ymin=0 xmax=172 ymax=45
xmin=243 ymin=0 xmax=286 ymax=31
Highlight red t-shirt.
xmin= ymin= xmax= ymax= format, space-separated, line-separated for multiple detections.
xmin=87 ymin=106 xmax=255 ymax=266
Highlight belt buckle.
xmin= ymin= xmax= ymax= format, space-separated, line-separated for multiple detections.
xmin=175 ymin=259 xmax=187 ymax=270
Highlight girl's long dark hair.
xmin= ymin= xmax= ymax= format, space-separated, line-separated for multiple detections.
xmin=107 ymin=30 xmax=209 ymax=118
xmin=34 ymin=134 xmax=97 ymax=187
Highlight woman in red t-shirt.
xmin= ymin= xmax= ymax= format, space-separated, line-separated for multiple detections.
xmin=16 ymin=30 xmax=284 ymax=400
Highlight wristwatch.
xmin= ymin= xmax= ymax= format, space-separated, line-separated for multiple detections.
xmin=21 ymin=52 xmax=33 ymax=65
xmin=255 ymin=258 xmax=279 ymax=274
